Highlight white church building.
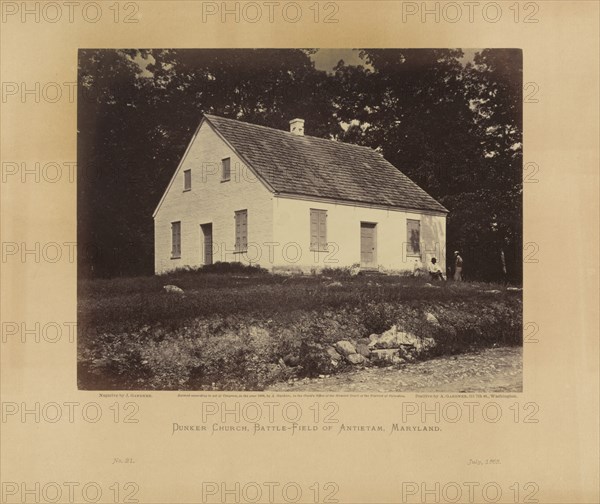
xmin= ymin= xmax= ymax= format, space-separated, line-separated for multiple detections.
xmin=153 ymin=114 xmax=447 ymax=274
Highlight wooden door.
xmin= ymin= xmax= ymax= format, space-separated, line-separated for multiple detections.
xmin=201 ymin=224 xmax=213 ymax=265
xmin=360 ymin=222 xmax=377 ymax=268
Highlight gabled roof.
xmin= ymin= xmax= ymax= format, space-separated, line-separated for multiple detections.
xmin=204 ymin=114 xmax=448 ymax=214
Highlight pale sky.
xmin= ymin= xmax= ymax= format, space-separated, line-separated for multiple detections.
xmin=310 ymin=48 xmax=479 ymax=73
xmin=131 ymin=49 xmax=480 ymax=77
xmin=310 ymin=49 xmax=366 ymax=72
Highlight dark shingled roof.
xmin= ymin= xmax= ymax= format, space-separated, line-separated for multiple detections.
xmin=205 ymin=114 xmax=448 ymax=213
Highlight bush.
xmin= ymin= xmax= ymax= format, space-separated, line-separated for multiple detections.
xmin=321 ymin=263 xmax=360 ymax=278
xmin=197 ymin=261 xmax=269 ymax=275
xmin=296 ymin=319 xmax=339 ymax=377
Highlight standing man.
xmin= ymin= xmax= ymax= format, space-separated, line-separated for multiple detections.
xmin=454 ymin=251 xmax=463 ymax=281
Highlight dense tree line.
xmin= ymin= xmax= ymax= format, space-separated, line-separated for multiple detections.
xmin=78 ymin=49 xmax=522 ymax=282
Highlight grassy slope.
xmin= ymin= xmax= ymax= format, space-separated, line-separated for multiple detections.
xmin=78 ymin=269 xmax=522 ymax=391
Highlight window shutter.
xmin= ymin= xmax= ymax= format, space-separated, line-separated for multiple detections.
xmin=310 ymin=210 xmax=319 ymax=251
xmin=235 ymin=210 xmax=248 ymax=252
xmin=406 ymin=219 xmax=421 ymax=255
xmin=310 ymin=209 xmax=327 ymax=251
xmin=318 ymin=211 xmax=327 ymax=251
xmin=241 ymin=210 xmax=247 ymax=250
xmin=222 ymin=158 xmax=231 ymax=181
xmin=172 ymin=221 xmax=181 ymax=257
xmin=235 ymin=212 xmax=241 ymax=251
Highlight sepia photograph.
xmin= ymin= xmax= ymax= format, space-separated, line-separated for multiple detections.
xmin=5 ymin=2 xmax=600 ymax=501
xmin=77 ymin=48 xmax=523 ymax=392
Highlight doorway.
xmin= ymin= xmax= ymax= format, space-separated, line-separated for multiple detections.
xmin=360 ymin=222 xmax=377 ymax=269
xmin=200 ymin=223 xmax=213 ymax=265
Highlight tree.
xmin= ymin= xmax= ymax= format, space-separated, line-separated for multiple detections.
xmin=331 ymin=49 xmax=522 ymax=281
xmin=78 ymin=49 xmax=338 ymax=277
xmin=453 ymin=49 xmax=523 ymax=281
xmin=78 ymin=48 xmax=522 ymax=282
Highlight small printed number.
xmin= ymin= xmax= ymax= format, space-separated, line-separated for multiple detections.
xmin=523 ymin=482 xmax=540 ymax=503
xmin=310 ymin=2 xmax=339 ymax=23
xmin=109 ymin=2 xmax=140 ymax=23
xmin=523 ymin=162 xmax=540 ymax=183
xmin=524 ymin=82 xmax=540 ymax=103
xmin=323 ymin=482 xmax=339 ymax=503
xmin=523 ymin=242 xmax=539 ymax=263
xmin=510 ymin=402 xmax=540 ymax=423
xmin=323 ymin=402 xmax=339 ymax=423
xmin=109 ymin=482 xmax=139 ymax=503
xmin=509 ymin=2 xmax=540 ymax=23
xmin=509 ymin=482 xmax=540 ymax=503
xmin=324 ymin=242 xmax=340 ymax=264
xmin=524 ymin=322 xmax=539 ymax=343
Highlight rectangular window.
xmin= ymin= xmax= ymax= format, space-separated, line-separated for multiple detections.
xmin=235 ymin=210 xmax=248 ymax=253
xmin=406 ymin=219 xmax=421 ymax=256
xmin=171 ymin=221 xmax=181 ymax=258
xmin=222 ymin=158 xmax=231 ymax=181
xmin=183 ymin=169 xmax=191 ymax=191
xmin=310 ymin=209 xmax=327 ymax=252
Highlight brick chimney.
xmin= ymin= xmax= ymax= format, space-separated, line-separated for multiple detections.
xmin=289 ymin=118 xmax=305 ymax=136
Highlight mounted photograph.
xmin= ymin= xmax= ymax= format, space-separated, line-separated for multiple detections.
xmin=77 ymin=48 xmax=523 ymax=392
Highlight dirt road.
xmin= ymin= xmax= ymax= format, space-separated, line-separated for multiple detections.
xmin=268 ymin=346 xmax=522 ymax=393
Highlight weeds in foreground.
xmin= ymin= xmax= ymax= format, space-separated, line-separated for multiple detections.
xmin=78 ymin=269 xmax=522 ymax=390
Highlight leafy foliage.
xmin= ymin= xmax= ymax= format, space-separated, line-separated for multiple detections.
xmin=78 ymin=49 xmax=522 ymax=282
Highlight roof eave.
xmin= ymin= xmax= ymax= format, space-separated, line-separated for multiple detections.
xmin=152 ymin=118 xmax=205 ymax=218
xmin=275 ymin=192 xmax=449 ymax=215
xmin=203 ymin=115 xmax=278 ymax=194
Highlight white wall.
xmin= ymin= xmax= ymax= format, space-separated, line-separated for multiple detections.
xmin=271 ymin=196 xmax=446 ymax=273
xmin=154 ymin=120 xmax=447 ymax=275
xmin=154 ymin=122 xmax=274 ymax=273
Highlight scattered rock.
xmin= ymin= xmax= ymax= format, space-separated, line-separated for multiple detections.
xmin=485 ymin=289 xmax=502 ymax=294
xmin=413 ymin=337 xmax=437 ymax=353
xmin=368 ymin=326 xmax=437 ymax=356
xmin=349 ymin=265 xmax=361 ymax=277
xmin=325 ymin=281 xmax=343 ymax=288
xmin=370 ymin=348 xmax=400 ymax=364
xmin=425 ymin=312 xmax=440 ymax=327
xmin=368 ymin=325 xmax=398 ymax=349
xmin=335 ymin=340 xmax=357 ymax=356
xmin=163 ymin=285 xmax=184 ymax=294
xmin=506 ymin=287 xmax=522 ymax=292
xmin=356 ymin=343 xmax=371 ymax=358
xmin=398 ymin=331 xmax=422 ymax=344
xmin=326 ymin=346 xmax=342 ymax=362
xmin=346 ymin=353 xmax=366 ymax=365
xmin=368 ymin=326 xmax=417 ymax=349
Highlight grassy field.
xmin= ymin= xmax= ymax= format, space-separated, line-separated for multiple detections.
xmin=78 ymin=265 xmax=522 ymax=391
